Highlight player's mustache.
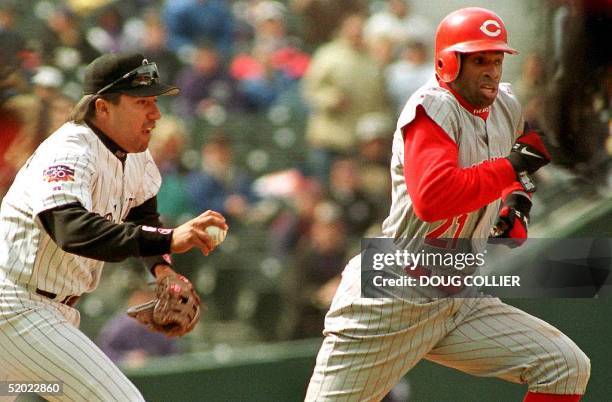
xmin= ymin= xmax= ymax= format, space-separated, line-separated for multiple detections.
xmin=480 ymin=79 xmax=499 ymax=87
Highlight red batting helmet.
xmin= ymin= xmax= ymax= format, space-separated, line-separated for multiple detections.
xmin=434 ymin=7 xmax=518 ymax=82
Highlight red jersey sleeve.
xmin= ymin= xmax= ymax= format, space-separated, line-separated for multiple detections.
xmin=403 ymin=106 xmax=516 ymax=222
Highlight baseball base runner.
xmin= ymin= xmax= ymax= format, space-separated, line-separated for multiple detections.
xmin=305 ymin=8 xmax=590 ymax=402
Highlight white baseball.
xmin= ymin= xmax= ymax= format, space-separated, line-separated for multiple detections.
xmin=205 ymin=225 xmax=227 ymax=247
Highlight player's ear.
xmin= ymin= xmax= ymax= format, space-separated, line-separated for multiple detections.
xmin=93 ymin=98 xmax=110 ymax=116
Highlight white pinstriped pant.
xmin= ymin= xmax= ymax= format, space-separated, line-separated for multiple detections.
xmin=305 ymin=255 xmax=591 ymax=401
xmin=0 ymin=286 xmax=144 ymax=402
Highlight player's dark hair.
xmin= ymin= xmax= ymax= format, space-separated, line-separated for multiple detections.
xmin=68 ymin=93 xmax=122 ymax=124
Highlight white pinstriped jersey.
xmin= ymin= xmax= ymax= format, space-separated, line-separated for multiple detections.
xmin=381 ymin=77 xmax=524 ymax=254
xmin=0 ymin=122 xmax=161 ymax=298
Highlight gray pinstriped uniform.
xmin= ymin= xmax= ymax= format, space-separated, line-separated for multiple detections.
xmin=305 ymin=78 xmax=590 ymax=401
xmin=382 ymin=78 xmax=521 ymax=255
xmin=0 ymin=122 xmax=159 ymax=401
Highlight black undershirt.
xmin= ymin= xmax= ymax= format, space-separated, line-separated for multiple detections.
xmin=38 ymin=198 xmax=172 ymax=261
xmin=37 ymin=121 xmax=172 ymax=273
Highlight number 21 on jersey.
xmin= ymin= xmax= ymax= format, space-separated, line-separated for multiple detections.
xmin=425 ymin=214 xmax=468 ymax=249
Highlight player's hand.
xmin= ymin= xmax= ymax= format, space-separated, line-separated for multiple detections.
xmin=506 ymin=131 xmax=551 ymax=175
xmin=170 ymin=210 xmax=228 ymax=255
xmin=490 ymin=192 xmax=531 ymax=248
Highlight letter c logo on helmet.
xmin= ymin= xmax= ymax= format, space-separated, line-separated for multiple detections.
xmin=434 ymin=7 xmax=518 ymax=83
xmin=480 ymin=20 xmax=502 ymax=37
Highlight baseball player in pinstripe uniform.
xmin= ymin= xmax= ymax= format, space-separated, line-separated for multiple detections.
xmin=0 ymin=53 xmax=227 ymax=401
xmin=306 ymin=8 xmax=590 ymax=402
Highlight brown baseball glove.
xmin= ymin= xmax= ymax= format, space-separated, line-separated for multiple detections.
xmin=127 ymin=273 xmax=201 ymax=337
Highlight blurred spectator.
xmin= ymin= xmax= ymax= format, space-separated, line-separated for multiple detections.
xmin=514 ymin=52 xmax=547 ymax=126
xmin=0 ymin=27 xmax=26 ymax=99
xmin=0 ymin=96 xmax=22 ymax=199
xmin=515 ymin=52 xmax=546 ymax=106
xmin=27 ymin=67 xmax=75 ymax=156
xmin=355 ymin=112 xmax=393 ymax=214
xmin=230 ymin=2 xmax=310 ymax=111
xmin=25 ymin=65 xmax=70 ymax=135
xmin=251 ymin=0 xmax=310 ymax=78
xmin=364 ymin=0 xmax=434 ymax=48
xmin=327 ymin=157 xmax=378 ymax=237
xmin=251 ymin=1 xmax=288 ymax=49
xmin=231 ymin=42 xmax=299 ymax=111
xmin=186 ymin=134 xmax=256 ymax=222
xmin=0 ymin=3 xmax=19 ymax=38
xmin=0 ymin=4 xmax=28 ymax=58
xmin=174 ymin=44 xmax=238 ymax=118
xmin=39 ymin=6 xmax=99 ymax=72
xmin=120 ymin=8 xmax=180 ymax=83
xmin=543 ymin=0 xmax=609 ymax=182
xmin=97 ymin=288 xmax=180 ymax=368
xmin=385 ymin=40 xmax=433 ymax=112
xmin=31 ymin=66 xmax=67 ymax=135
xmin=0 ymin=119 xmax=21 ymax=197
xmin=148 ymin=116 xmax=196 ymax=226
xmin=367 ymin=35 xmax=396 ymax=69
xmin=47 ymin=94 xmax=76 ymax=136
xmin=1 ymin=65 xmax=72 ymax=189
xmin=302 ymin=12 xmax=390 ymax=182
xmin=290 ymin=0 xmax=367 ymax=49
xmin=0 ymin=29 xmax=26 ymax=198
xmin=162 ymin=0 xmax=235 ymax=59
xmin=284 ymin=200 xmax=347 ymax=339
xmin=268 ymin=176 xmax=323 ymax=262
xmin=86 ymin=4 xmax=125 ymax=54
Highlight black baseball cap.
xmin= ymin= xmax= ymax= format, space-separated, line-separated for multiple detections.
xmin=83 ymin=52 xmax=179 ymax=96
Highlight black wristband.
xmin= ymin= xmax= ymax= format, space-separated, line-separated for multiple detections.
xmin=138 ymin=226 xmax=173 ymax=256
xmin=506 ymin=153 xmax=527 ymax=175
xmin=138 ymin=226 xmax=173 ymax=276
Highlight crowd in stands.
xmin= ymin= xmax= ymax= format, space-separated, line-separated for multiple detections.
xmin=1 ymin=0 xmax=609 ymax=358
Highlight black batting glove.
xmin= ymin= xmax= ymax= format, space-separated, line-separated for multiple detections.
xmin=490 ymin=193 xmax=532 ymax=248
xmin=507 ymin=131 xmax=552 ymax=174
xmin=506 ymin=129 xmax=551 ymax=192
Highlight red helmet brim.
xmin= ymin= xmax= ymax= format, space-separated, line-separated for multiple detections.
xmin=449 ymin=40 xmax=519 ymax=55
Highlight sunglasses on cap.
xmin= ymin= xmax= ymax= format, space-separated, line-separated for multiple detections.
xmin=96 ymin=60 xmax=160 ymax=95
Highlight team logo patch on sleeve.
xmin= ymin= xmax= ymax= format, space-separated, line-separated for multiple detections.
xmin=43 ymin=165 xmax=75 ymax=182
